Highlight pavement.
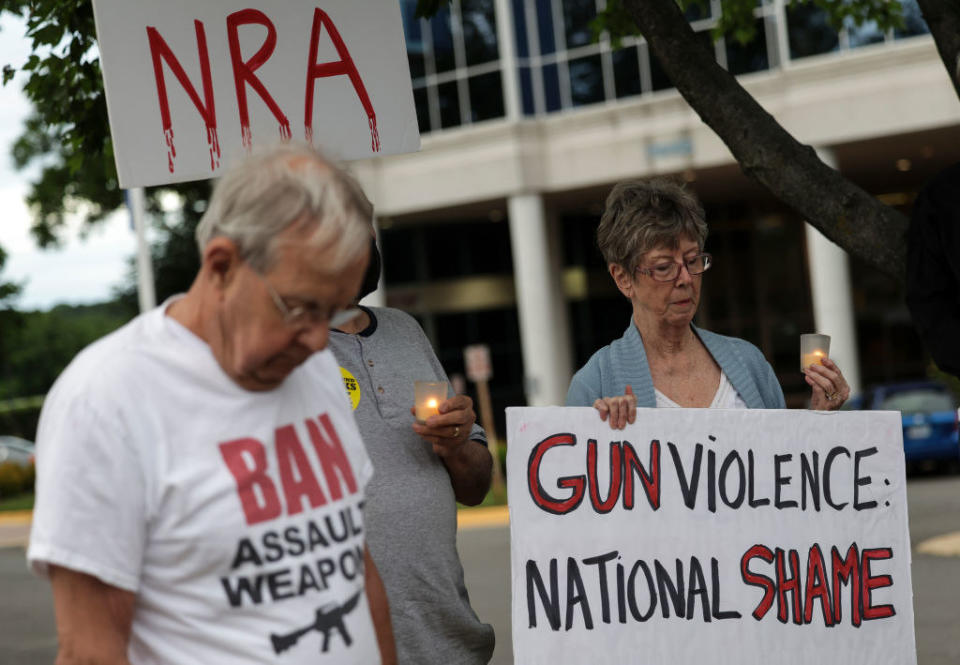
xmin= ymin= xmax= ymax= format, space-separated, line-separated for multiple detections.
xmin=3 ymin=479 xmax=959 ymax=665
xmin=0 ymin=511 xmax=32 ymax=549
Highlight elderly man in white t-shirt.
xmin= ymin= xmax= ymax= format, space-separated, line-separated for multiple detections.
xmin=27 ymin=143 xmax=397 ymax=665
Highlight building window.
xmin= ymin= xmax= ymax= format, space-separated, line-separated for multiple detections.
xmin=786 ymin=2 xmax=840 ymax=59
xmin=725 ymin=18 xmax=770 ymax=75
xmin=399 ymin=0 xmax=506 ymax=134
xmin=400 ymin=0 xmax=934 ymax=133
xmin=894 ymin=0 xmax=930 ymax=39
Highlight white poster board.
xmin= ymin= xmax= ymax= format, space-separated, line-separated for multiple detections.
xmin=91 ymin=0 xmax=421 ymax=187
xmin=507 ymin=407 xmax=916 ymax=665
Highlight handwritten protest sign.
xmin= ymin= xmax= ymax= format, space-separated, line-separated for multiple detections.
xmin=507 ymin=407 xmax=916 ymax=665
xmin=91 ymin=0 xmax=420 ymax=187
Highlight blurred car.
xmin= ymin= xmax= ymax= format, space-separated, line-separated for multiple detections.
xmin=844 ymin=381 xmax=960 ymax=472
xmin=0 ymin=435 xmax=35 ymax=468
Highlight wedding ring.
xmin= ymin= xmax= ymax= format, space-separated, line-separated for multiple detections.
xmin=454 ymin=426 xmax=460 ymax=438
xmin=826 ymin=392 xmax=836 ymax=401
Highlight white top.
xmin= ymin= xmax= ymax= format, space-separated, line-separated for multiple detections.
xmin=654 ymin=370 xmax=749 ymax=409
xmin=27 ymin=304 xmax=379 ymax=665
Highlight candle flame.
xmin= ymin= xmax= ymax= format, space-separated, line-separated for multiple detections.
xmin=426 ymin=398 xmax=438 ymax=409
xmin=814 ymin=350 xmax=825 ymax=358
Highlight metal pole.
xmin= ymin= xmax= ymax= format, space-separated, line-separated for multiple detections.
xmin=128 ymin=187 xmax=156 ymax=312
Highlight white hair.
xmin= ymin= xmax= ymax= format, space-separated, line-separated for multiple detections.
xmin=196 ymin=142 xmax=372 ymax=273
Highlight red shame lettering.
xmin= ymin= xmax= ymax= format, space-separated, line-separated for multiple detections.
xmin=219 ymin=438 xmax=282 ymax=525
xmin=742 ymin=542 xmax=896 ymax=627
xmin=862 ymin=547 xmax=895 ymax=620
xmin=741 ymin=544 xmax=776 ymax=620
xmin=146 ymin=21 xmax=220 ymax=173
xmin=226 ymin=9 xmax=292 ymax=149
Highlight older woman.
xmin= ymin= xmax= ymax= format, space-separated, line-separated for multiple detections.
xmin=566 ymin=178 xmax=850 ymax=428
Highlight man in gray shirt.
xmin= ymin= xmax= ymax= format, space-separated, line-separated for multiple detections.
xmin=329 ymin=237 xmax=495 ymax=665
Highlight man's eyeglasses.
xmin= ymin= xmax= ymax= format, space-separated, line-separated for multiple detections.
xmin=256 ymin=272 xmax=360 ymax=329
xmin=636 ymin=253 xmax=713 ymax=282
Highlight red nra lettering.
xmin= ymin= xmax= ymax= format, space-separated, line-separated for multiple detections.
xmin=226 ymin=8 xmax=292 ymax=149
xmin=145 ymin=8 xmax=378 ymax=174
xmin=219 ymin=413 xmax=358 ymax=526
xmin=146 ymin=20 xmax=221 ymax=173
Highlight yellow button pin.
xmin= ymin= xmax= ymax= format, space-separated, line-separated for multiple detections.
xmin=340 ymin=367 xmax=361 ymax=410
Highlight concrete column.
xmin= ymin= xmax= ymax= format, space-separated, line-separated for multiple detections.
xmin=493 ymin=0 xmax=521 ymax=121
xmin=804 ymin=149 xmax=862 ymax=395
xmin=508 ymin=193 xmax=573 ymax=406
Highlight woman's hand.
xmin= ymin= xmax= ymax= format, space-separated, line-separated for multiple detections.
xmin=593 ymin=385 xmax=637 ymax=430
xmin=804 ymin=358 xmax=850 ymax=411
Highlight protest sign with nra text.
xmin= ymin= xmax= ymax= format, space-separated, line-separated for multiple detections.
xmin=91 ymin=0 xmax=420 ymax=187
xmin=507 ymin=407 xmax=916 ymax=665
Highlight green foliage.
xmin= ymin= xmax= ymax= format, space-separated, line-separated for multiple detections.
xmin=0 ymin=491 xmax=34 ymax=512
xmin=0 ymin=0 xmax=208 ymax=252
xmin=0 ymin=301 xmax=133 ymax=399
xmin=0 ymin=461 xmax=31 ymax=498
xmin=0 ymin=245 xmax=22 ymax=306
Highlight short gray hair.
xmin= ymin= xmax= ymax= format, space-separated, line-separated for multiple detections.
xmin=196 ymin=142 xmax=372 ymax=273
xmin=596 ymin=178 xmax=708 ymax=273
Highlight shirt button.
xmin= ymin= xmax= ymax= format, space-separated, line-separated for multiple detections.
xmin=368 ymin=360 xmax=375 ymax=367
xmin=377 ymin=386 xmax=385 ymax=394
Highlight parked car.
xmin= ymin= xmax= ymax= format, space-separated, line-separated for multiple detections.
xmin=844 ymin=381 xmax=960 ymax=472
xmin=0 ymin=435 xmax=35 ymax=468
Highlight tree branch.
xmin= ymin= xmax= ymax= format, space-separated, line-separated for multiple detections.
xmin=623 ymin=0 xmax=910 ymax=284
xmin=916 ymin=0 xmax=960 ymax=102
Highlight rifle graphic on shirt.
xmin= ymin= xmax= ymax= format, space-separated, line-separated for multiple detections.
xmin=270 ymin=591 xmax=362 ymax=655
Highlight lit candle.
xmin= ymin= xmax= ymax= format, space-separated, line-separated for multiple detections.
xmin=414 ymin=381 xmax=448 ymax=424
xmin=800 ymin=334 xmax=831 ymax=372
xmin=801 ymin=349 xmax=826 ymax=370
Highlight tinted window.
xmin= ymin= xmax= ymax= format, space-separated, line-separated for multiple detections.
xmin=879 ymin=390 xmax=955 ymax=413
xmin=563 ymin=0 xmax=597 ymax=49
xmin=612 ymin=45 xmax=641 ymax=98
xmin=786 ymin=2 xmax=839 ymax=59
xmin=438 ymin=81 xmax=462 ymax=128
xmin=431 ymin=7 xmax=457 ymax=72
xmin=400 ymin=0 xmax=426 ymax=79
xmin=462 ymin=0 xmax=500 ymax=66
xmin=536 ymin=0 xmax=556 ymax=55
xmin=894 ymin=0 xmax=930 ymax=38
xmin=725 ymin=19 xmax=769 ymax=75
xmin=569 ymin=54 xmax=604 ymax=106
xmin=512 ymin=0 xmax=530 ymax=58
xmin=845 ymin=17 xmax=884 ymax=48
xmin=468 ymin=71 xmax=506 ymax=121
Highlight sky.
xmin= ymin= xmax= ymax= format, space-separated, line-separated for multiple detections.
xmin=0 ymin=14 xmax=137 ymax=311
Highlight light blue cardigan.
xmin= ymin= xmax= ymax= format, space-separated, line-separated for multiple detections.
xmin=566 ymin=320 xmax=786 ymax=409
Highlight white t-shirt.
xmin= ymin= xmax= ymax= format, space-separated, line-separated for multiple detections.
xmin=654 ymin=370 xmax=749 ymax=409
xmin=28 ymin=304 xmax=379 ymax=665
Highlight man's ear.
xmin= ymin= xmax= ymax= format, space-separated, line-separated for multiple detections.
xmin=202 ymin=237 xmax=242 ymax=290
xmin=609 ymin=263 xmax=634 ymax=299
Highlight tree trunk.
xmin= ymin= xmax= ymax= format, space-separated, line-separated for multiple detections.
xmin=623 ymin=0 xmax=910 ymax=284
xmin=916 ymin=0 xmax=960 ymax=102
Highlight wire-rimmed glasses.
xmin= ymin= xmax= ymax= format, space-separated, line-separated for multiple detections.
xmin=256 ymin=272 xmax=360 ymax=329
xmin=636 ymin=253 xmax=713 ymax=282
